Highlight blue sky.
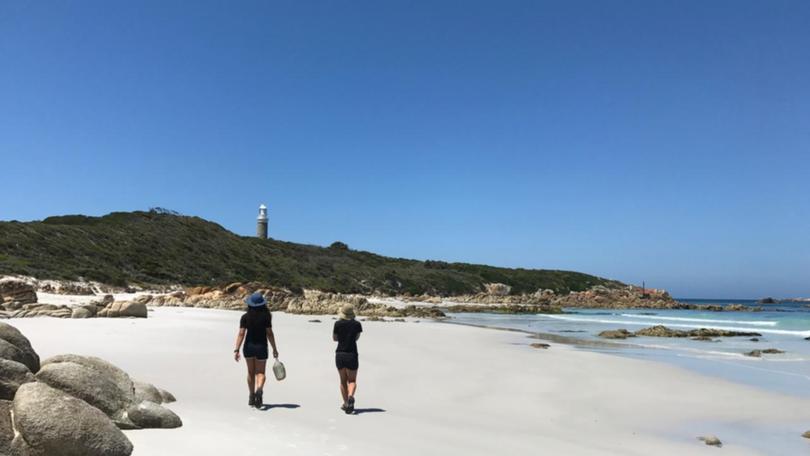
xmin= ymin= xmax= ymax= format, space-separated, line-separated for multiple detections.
xmin=1 ymin=1 xmax=808 ymax=298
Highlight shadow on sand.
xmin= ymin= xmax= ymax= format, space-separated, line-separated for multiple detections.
xmin=258 ymin=403 xmax=301 ymax=411
xmin=350 ymin=408 xmax=386 ymax=415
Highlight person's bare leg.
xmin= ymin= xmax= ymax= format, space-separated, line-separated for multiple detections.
xmin=346 ymin=369 xmax=358 ymax=399
xmin=255 ymin=359 xmax=267 ymax=392
xmin=245 ymin=358 xmax=256 ymax=394
xmin=338 ymin=368 xmax=349 ymax=406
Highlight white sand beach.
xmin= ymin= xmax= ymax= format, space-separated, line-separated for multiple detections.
xmin=10 ymin=307 xmax=810 ymax=455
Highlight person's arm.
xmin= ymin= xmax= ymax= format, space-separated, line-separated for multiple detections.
xmin=355 ymin=322 xmax=363 ymax=341
xmin=355 ymin=333 xmax=361 ymax=341
xmin=266 ymin=327 xmax=279 ymax=359
xmin=234 ymin=328 xmax=246 ymax=362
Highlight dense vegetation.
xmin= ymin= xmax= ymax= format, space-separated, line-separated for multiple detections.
xmin=0 ymin=210 xmax=622 ymax=295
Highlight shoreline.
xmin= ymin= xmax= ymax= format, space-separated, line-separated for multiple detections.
xmin=8 ymin=307 xmax=810 ymax=455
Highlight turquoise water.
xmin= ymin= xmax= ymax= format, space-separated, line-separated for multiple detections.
xmin=448 ymin=299 xmax=810 ymax=397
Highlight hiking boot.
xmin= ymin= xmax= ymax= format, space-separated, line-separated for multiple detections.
xmin=248 ymin=393 xmax=255 ymax=407
xmin=254 ymin=389 xmax=263 ymax=408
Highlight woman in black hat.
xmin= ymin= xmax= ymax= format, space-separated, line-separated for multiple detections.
xmin=234 ymin=292 xmax=279 ymax=408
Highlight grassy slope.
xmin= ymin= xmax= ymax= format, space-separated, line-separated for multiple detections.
xmin=0 ymin=211 xmax=622 ymax=295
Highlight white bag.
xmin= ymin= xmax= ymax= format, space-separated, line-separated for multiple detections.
xmin=272 ymin=358 xmax=286 ymax=381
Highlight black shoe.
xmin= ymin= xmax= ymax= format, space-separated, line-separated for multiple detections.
xmin=248 ymin=393 xmax=255 ymax=407
xmin=254 ymin=390 xmax=263 ymax=408
xmin=346 ymin=396 xmax=355 ymax=414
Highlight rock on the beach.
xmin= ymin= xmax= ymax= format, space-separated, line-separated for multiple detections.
xmin=691 ymin=336 xmax=717 ymax=342
xmin=134 ymin=381 xmax=163 ymax=404
xmin=698 ymin=435 xmax=722 ymax=447
xmin=12 ymin=382 xmax=133 ymax=456
xmin=635 ymin=325 xmax=761 ymax=338
xmin=530 ymin=343 xmax=550 ymax=349
xmin=744 ymin=348 xmax=785 ymax=358
xmin=598 ymin=329 xmax=635 ymax=339
xmin=36 ymin=361 xmax=131 ymax=419
xmin=98 ymin=301 xmax=148 ymax=318
xmin=159 ymin=388 xmax=177 ymax=403
xmin=802 ymin=430 xmax=810 ymax=439
xmin=0 ymin=400 xmax=14 ymax=454
xmin=0 ymin=359 xmax=35 ymax=400
xmin=42 ymin=354 xmax=135 ymax=403
xmin=71 ymin=307 xmax=94 ymax=319
xmin=126 ymin=401 xmax=182 ymax=429
xmin=0 ymin=322 xmax=40 ymax=372
xmin=0 ymin=277 xmax=37 ymax=306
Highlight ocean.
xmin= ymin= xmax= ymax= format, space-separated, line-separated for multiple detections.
xmin=448 ymin=299 xmax=810 ymax=397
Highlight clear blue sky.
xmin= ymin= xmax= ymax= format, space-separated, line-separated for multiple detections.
xmin=1 ymin=1 xmax=809 ymax=298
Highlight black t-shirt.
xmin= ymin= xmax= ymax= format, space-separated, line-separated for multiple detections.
xmin=240 ymin=311 xmax=272 ymax=345
xmin=333 ymin=319 xmax=363 ymax=354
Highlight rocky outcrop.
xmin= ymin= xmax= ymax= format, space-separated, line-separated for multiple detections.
xmin=159 ymin=388 xmax=177 ymax=403
xmin=0 ymin=359 xmax=35 ymax=400
xmin=744 ymin=348 xmax=785 ymax=358
xmin=598 ymin=329 xmax=635 ymax=339
xmin=134 ymin=381 xmax=163 ymax=404
xmin=127 ymin=400 xmax=182 ymax=429
xmin=634 ymin=325 xmax=761 ymax=338
xmin=12 ymin=382 xmax=134 ymax=456
xmin=0 ymin=322 xmax=40 ymax=371
xmin=0 ymin=323 xmax=183 ymax=455
xmin=0 ymin=400 xmax=14 ymax=455
xmin=97 ymin=301 xmax=147 ymax=318
xmin=3 ymin=295 xmax=147 ymax=320
xmin=0 ymin=277 xmax=37 ymax=307
xmin=139 ymin=283 xmax=448 ymax=318
xmin=802 ymin=430 xmax=810 ymax=439
xmin=36 ymin=361 xmax=133 ymax=421
xmin=444 ymin=303 xmax=561 ymax=314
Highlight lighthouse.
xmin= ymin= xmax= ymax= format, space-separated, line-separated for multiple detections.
xmin=256 ymin=204 xmax=268 ymax=239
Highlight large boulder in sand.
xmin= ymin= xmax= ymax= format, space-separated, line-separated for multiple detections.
xmin=159 ymin=388 xmax=177 ymax=403
xmin=0 ymin=278 xmax=37 ymax=306
xmin=134 ymin=381 xmax=163 ymax=404
xmin=36 ymin=361 xmax=131 ymax=419
xmin=41 ymin=354 xmax=135 ymax=402
xmin=598 ymin=329 xmax=635 ymax=339
xmin=0 ymin=359 xmax=35 ymax=400
xmin=12 ymin=382 xmax=133 ymax=456
xmin=0 ymin=400 xmax=14 ymax=454
xmin=0 ymin=322 xmax=40 ymax=372
xmin=97 ymin=301 xmax=147 ymax=318
xmin=127 ymin=401 xmax=182 ymax=429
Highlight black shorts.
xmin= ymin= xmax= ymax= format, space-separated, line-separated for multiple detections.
xmin=243 ymin=342 xmax=268 ymax=360
xmin=335 ymin=352 xmax=359 ymax=370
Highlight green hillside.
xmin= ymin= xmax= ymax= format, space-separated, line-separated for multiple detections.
xmin=0 ymin=210 xmax=622 ymax=295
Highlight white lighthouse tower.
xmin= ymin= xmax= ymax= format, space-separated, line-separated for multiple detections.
xmin=256 ymin=204 xmax=268 ymax=239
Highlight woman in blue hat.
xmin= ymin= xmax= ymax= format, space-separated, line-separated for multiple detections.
xmin=233 ymin=292 xmax=279 ymax=408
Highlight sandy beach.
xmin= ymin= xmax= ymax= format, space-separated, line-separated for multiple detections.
xmin=7 ymin=307 xmax=809 ymax=455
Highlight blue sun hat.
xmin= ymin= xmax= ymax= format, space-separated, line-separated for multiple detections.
xmin=245 ymin=292 xmax=267 ymax=308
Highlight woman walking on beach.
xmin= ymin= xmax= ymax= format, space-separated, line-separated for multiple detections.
xmin=333 ymin=304 xmax=363 ymax=414
xmin=234 ymin=292 xmax=279 ymax=408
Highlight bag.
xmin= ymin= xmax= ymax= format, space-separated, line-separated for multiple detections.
xmin=272 ymin=358 xmax=286 ymax=381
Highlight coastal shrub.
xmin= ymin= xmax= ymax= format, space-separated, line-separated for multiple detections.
xmin=0 ymin=211 xmax=621 ymax=294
